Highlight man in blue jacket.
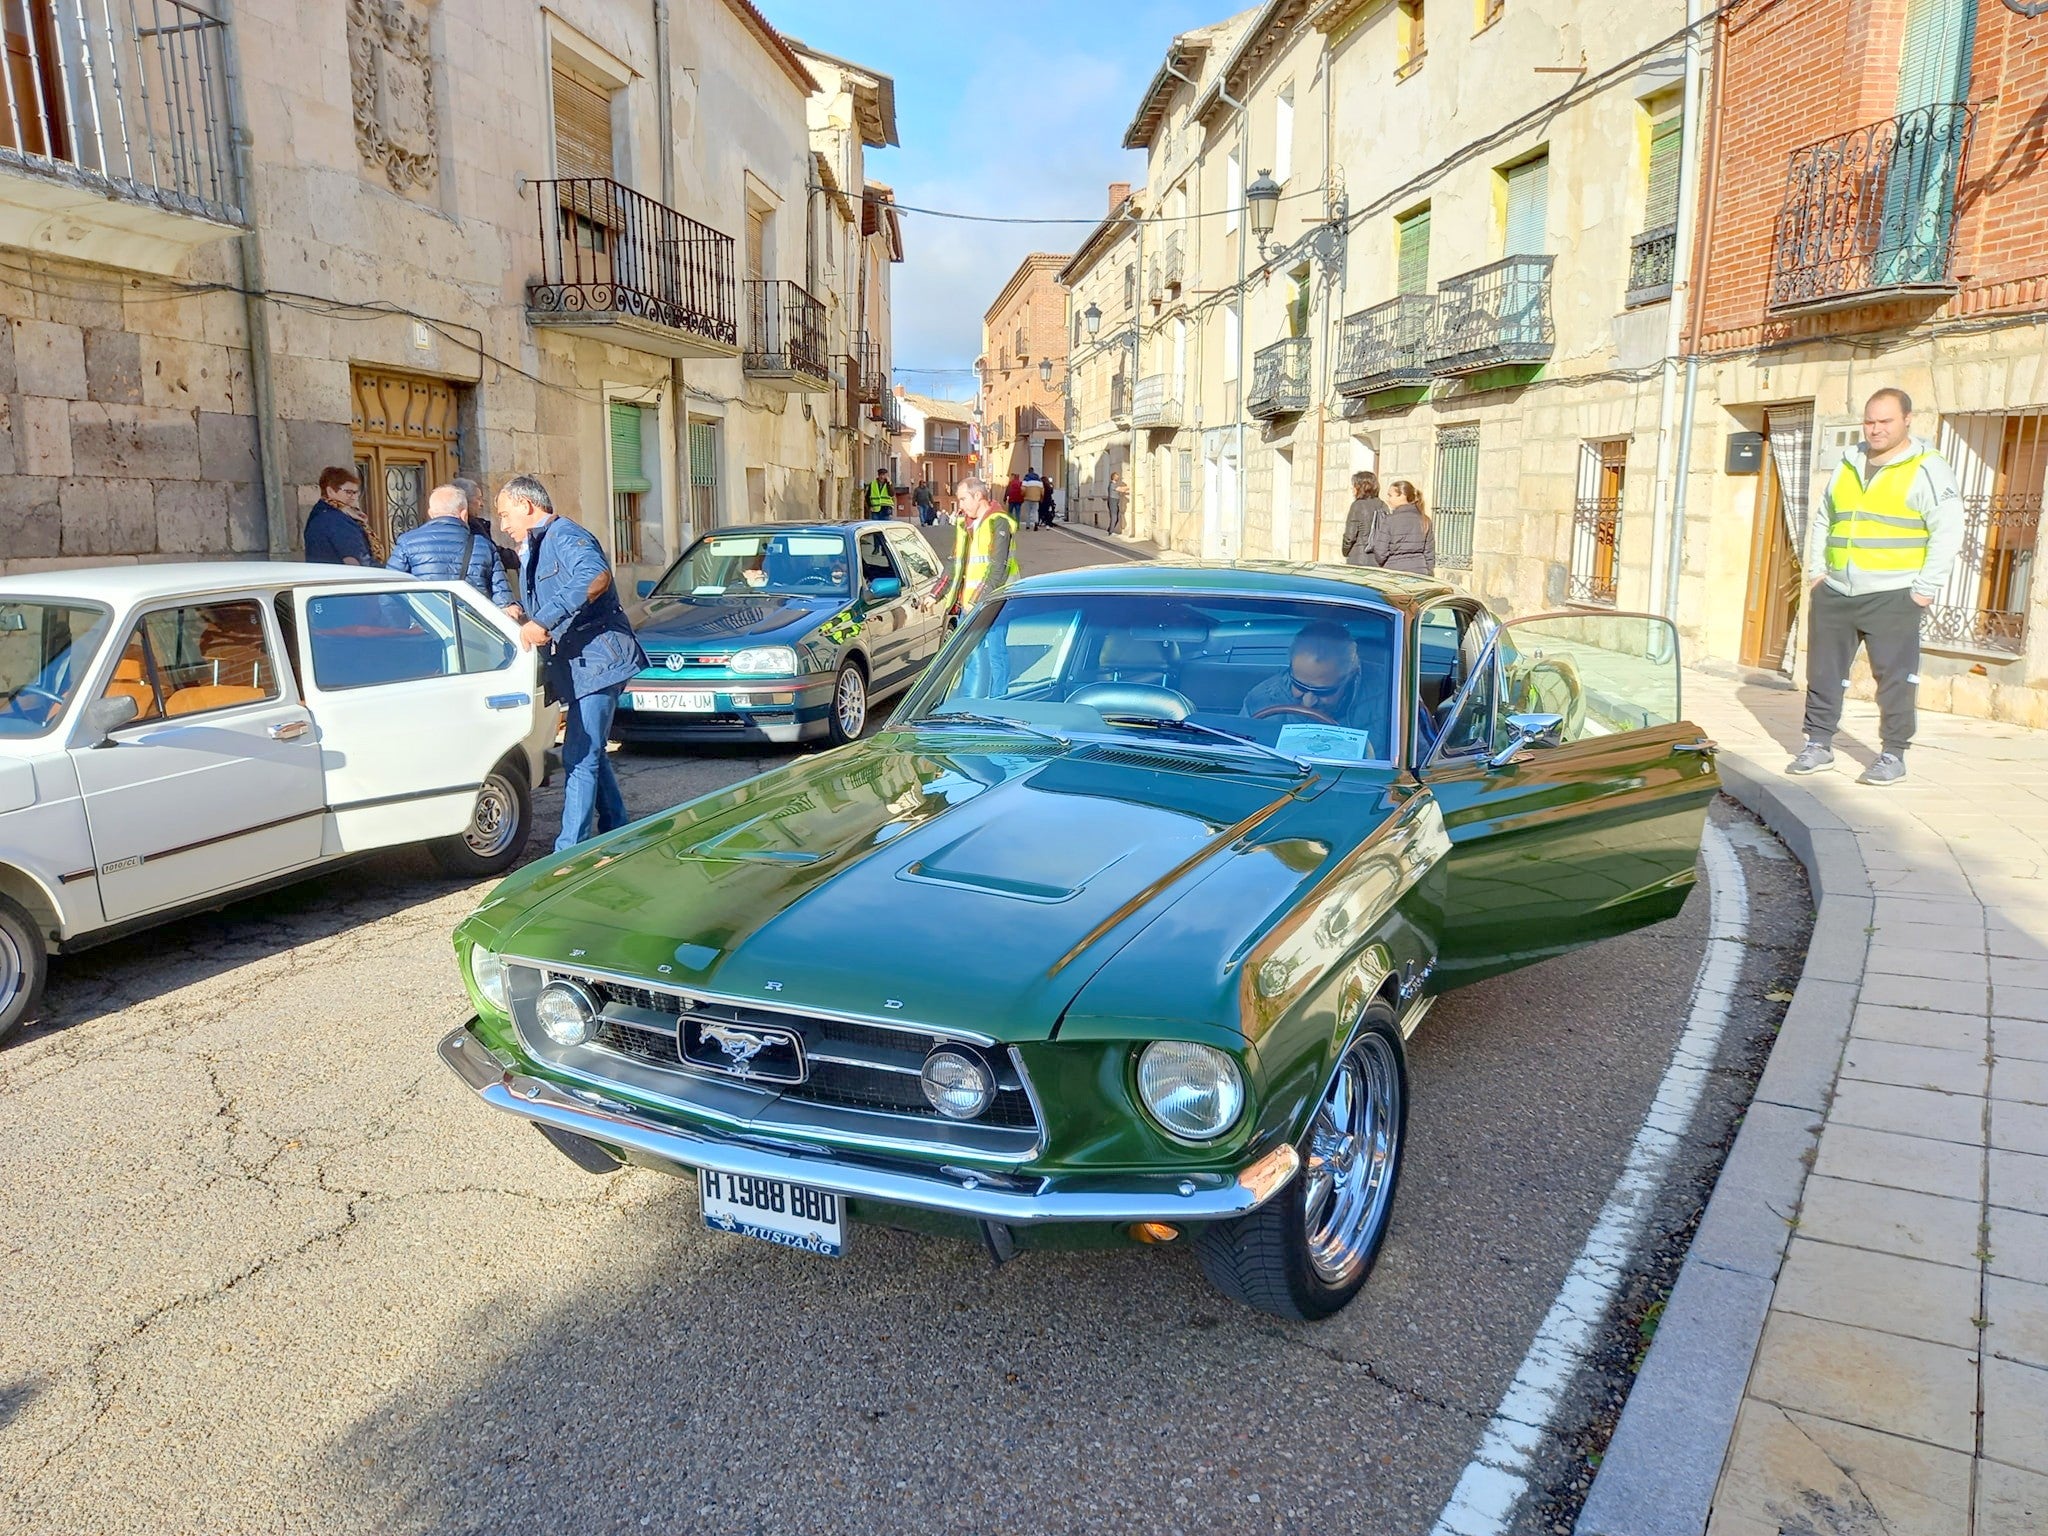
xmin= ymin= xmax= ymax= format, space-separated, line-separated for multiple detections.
xmin=385 ymin=483 xmax=514 ymax=607
xmin=494 ymin=474 xmax=649 ymax=852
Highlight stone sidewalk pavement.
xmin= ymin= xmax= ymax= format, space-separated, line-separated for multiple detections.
xmin=1586 ymin=672 xmax=2048 ymax=1536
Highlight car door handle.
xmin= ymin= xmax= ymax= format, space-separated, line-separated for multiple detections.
xmin=1671 ymin=738 xmax=1717 ymax=755
xmin=269 ymin=719 xmax=309 ymax=740
xmin=486 ymin=693 xmax=532 ymax=710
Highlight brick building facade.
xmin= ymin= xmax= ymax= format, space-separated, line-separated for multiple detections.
xmin=977 ymin=253 xmax=1070 ymax=487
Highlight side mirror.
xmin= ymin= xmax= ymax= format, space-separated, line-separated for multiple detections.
xmin=1486 ymin=711 xmax=1565 ymax=770
xmin=869 ymin=576 xmax=902 ymax=600
xmin=636 ymin=579 xmax=656 ymax=598
xmin=83 ymin=693 xmax=138 ymax=744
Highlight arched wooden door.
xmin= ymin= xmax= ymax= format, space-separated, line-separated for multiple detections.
xmin=351 ymin=369 xmax=461 ymax=560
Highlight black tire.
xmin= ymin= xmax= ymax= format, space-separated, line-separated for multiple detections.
xmin=433 ymin=762 xmax=533 ymax=878
xmin=826 ymin=660 xmax=869 ymax=747
xmin=1193 ymin=1000 xmax=1408 ymax=1321
xmin=0 ymin=894 xmax=49 ymax=1046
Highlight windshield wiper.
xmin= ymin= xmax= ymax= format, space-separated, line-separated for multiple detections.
xmin=1097 ymin=714 xmax=1312 ymax=773
xmin=917 ymin=711 xmax=1070 ymax=747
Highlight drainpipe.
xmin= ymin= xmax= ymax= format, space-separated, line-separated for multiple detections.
xmin=1307 ymin=49 xmax=1339 ymax=562
xmin=1160 ymin=50 xmax=1203 ymax=554
xmin=1657 ymin=0 xmax=1711 ymax=619
xmin=1131 ymin=215 xmax=1145 ymax=538
xmin=654 ymin=1 xmax=690 ymax=548
xmin=1217 ymin=74 xmax=1251 ymax=560
xmin=216 ymin=2 xmax=287 ymax=556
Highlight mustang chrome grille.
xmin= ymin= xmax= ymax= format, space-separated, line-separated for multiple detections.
xmin=503 ymin=962 xmax=1044 ymax=1161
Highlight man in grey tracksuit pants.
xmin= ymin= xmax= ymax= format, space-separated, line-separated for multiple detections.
xmin=1788 ymin=388 xmax=1964 ymax=786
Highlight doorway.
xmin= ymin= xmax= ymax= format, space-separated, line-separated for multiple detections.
xmin=350 ymin=369 xmax=462 ymax=560
xmin=1740 ymin=411 xmax=1808 ymax=671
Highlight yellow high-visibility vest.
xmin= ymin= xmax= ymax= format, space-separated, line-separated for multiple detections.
xmin=1824 ymin=451 xmax=1932 ymax=576
xmin=952 ymin=513 xmax=1019 ymax=611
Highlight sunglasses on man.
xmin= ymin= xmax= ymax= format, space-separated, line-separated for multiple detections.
xmin=1288 ymin=672 xmax=1353 ymax=705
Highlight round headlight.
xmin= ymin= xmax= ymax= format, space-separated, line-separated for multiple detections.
xmin=1136 ymin=1041 xmax=1246 ymax=1141
xmin=469 ymin=947 xmax=510 ymax=1013
xmin=729 ymin=645 xmax=798 ymax=676
xmin=535 ymin=978 xmax=598 ymax=1046
xmin=920 ymin=1046 xmax=996 ymax=1120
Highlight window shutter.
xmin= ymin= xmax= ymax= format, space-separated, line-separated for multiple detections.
xmin=1895 ymin=0 xmax=1976 ymax=115
xmin=551 ymin=64 xmax=614 ymax=182
xmin=1645 ymin=115 xmax=1682 ymax=229
xmin=1397 ymin=207 xmax=1431 ymax=295
xmin=1504 ymin=154 xmax=1549 ymax=256
xmin=609 ymin=402 xmax=652 ymax=494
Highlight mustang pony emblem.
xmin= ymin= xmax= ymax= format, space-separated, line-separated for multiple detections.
xmin=701 ymin=1022 xmax=775 ymax=1075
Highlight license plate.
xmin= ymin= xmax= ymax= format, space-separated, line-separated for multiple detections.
xmin=636 ymin=689 xmax=717 ymax=712
xmin=699 ymin=1168 xmax=844 ymax=1257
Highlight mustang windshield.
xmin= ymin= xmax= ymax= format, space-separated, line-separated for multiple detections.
xmin=654 ymin=532 xmax=852 ymax=599
xmin=904 ymin=591 xmax=1398 ymax=765
xmin=0 ymin=599 xmax=112 ymax=739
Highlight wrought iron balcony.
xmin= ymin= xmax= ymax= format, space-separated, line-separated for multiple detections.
xmin=528 ymin=178 xmax=737 ymax=358
xmin=1246 ymin=337 xmax=1310 ymax=420
xmin=851 ymin=333 xmax=882 ymax=404
xmin=1768 ymin=103 xmax=1978 ymax=315
xmin=1335 ymin=295 xmax=1435 ymax=397
xmin=1626 ymin=224 xmax=1677 ymax=309
xmin=1426 ymin=255 xmax=1555 ymax=375
xmin=744 ymin=279 xmax=830 ymax=390
xmin=1110 ymin=375 xmax=1131 ymax=427
xmin=1131 ymin=373 xmax=1181 ymax=429
xmin=0 ymin=0 xmax=244 ymax=268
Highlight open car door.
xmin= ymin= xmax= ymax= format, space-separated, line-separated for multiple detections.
xmin=1418 ymin=612 xmax=1718 ymax=989
xmin=291 ymin=583 xmax=554 ymax=855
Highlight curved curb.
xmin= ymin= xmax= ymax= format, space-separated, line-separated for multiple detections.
xmin=1575 ymin=751 xmax=1869 ymax=1536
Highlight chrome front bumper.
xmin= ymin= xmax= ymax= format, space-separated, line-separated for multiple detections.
xmin=439 ymin=1025 xmax=1300 ymax=1227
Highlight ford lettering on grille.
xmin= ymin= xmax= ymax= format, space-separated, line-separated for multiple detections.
xmin=681 ymin=1018 xmax=807 ymax=1084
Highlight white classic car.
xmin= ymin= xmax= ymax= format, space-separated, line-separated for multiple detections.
xmin=0 ymin=563 xmax=560 ymax=1040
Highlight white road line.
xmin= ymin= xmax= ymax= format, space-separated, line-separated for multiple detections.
xmin=1430 ymin=818 xmax=1748 ymax=1536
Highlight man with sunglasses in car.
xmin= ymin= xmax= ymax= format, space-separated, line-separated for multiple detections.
xmin=1240 ymin=621 xmax=1378 ymax=736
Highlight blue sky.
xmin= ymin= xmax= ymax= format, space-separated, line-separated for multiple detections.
xmin=767 ymin=0 xmax=1225 ymax=400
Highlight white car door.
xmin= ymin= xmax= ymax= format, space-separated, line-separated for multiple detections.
xmin=70 ymin=594 xmax=326 ymax=924
xmin=292 ymin=582 xmax=551 ymax=854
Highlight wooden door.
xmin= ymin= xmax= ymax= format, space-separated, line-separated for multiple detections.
xmin=1741 ymin=445 xmax=1800 ymax=671
xmin=351 ymin=370 xmax=459 ymax=559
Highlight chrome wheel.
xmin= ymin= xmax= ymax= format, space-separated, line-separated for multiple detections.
xmin=464 ymin=772 xmax=521 ymax=859
xmin=0 ymin=922 xmax=21 ymax=1017
xmin=1301 ymin=1031 xmax=1403 ymax=1288
xmin=834 ymin=665 xmax=868 ymax=739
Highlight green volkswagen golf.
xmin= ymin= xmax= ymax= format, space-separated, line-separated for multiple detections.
xmin=441 ymin=562 xmax=1717 ymax=1319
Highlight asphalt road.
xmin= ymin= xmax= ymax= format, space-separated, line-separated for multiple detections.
xmin=0 ymin=526 xmax=1812 ymax=1536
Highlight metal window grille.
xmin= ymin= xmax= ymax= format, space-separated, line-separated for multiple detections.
xmin=1928 ymin=411 xmax=2044 ymax=655
xmin=687 ymin=419 xmax=718 ymax=532
xmin=1432 ymin=424 xmax=1480 ymax=569
xmin=1569 ymin=440 xmax=1627 ymax=605
xmin=531 ymin=177 xmax=738 ymax=346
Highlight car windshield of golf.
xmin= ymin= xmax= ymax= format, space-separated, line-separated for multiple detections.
xmin=655 ymin=532 xmax=851 ymax=598
xmin=0 ymin=600 xmax=110 ymax=739
xmin=912 ymin=592 xmax=1397 ymax=765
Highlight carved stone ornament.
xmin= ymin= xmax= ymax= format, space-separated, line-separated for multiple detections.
xmin=347 ymin=0 xmax=438 ymax=191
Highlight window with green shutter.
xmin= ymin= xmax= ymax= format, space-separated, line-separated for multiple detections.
xmin=1645 ymin=114 xmax=1682 ymax=230
xmin=609 ymin=402 xmax=652 ymax=494
xmin=1503 ymin=153 xmax=1548 ymax=257
xmin=1396 ymin=206 xmax=1430 ymax=295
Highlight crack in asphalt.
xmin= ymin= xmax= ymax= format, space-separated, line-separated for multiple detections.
xmin=1254 ymin=1326 xmax=1491 ymax=1424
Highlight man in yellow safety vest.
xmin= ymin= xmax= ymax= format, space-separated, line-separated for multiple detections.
xmin=948 ymin=475 xmax=1019 ymax=622
xmin=1788 ymin=387 xmax=1964 ymax=786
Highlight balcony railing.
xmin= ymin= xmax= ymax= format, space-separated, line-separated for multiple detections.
xmin=1336 ymin=295 xmax=1435 ymax=397
xmin=528 ymin=178 xmax=737 ymax=357
xmin=1768 ymin=102 xmax=1978 ymax=314
xmin=0 ymin=0 xmax=243 ymax=228
xmin=1132 ymin=372 xmax=1181 ymax=429
xmin=1110 ymin=375 xmax=1130 ymax=426
xmin=1164 ymin=232 xmax=1183 ymax=290
xmin=1568 ymin=497 xmax=1622 ymax=605
xmin=1246 ymin=336 xmax=1310 ymax=419
xmin=1626 ymin=224 xmax=1677 ymax=308
xmin=743 ymin=279 xmax=829 ymax=388
xmin=1925 ymin=492 xmax=2037 ymax=655
xmin=1147 ymin=259 xmax=1163 ymax=302
xmin=1426 ymin=255 xmax=1555 ymax=375
xmin=851 ymin=333 xmax=882 ymax=403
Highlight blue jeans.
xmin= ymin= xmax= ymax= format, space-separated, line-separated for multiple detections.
xmin=556 ymin=684 xmax=629 ymax=853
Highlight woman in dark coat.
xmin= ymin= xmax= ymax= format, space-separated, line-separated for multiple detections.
xmin=1367 ymin=479 xmax=1436 ymax=575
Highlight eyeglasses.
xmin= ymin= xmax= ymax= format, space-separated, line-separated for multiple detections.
xmin=1289 ymin=673 xmax=1352 ymax=704
xmin=331 ymin=485 xmax=361 ymax=499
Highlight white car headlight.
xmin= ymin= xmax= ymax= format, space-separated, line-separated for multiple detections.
xmin=1136 ymin=1041 xmax=1246 ymax=1141
xmin=468 ymin=946 xmax=510 ymax=1013
xmin=728 ymin=645 xmax=797 ymax=675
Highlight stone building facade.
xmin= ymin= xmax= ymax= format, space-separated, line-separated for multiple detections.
xmin=0 ymin=0 xmax=900 ymax=582
xmin=1058 ymin=183 xmax=1142 ymax=530
xmin=976 ymin=253 xmax=1070 ymax=488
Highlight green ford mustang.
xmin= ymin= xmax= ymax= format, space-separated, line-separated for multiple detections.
xmin=441 ymin=562 xmax=1717 ymax=1319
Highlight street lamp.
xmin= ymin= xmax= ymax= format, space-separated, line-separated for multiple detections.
xmin=1038 ymin=358 xmax=1053 ymax=385
xmin=1083 ymin=301 xmax=1101 ymax=339
xmin=1246 ymin=170 xmax=1282 ymax=259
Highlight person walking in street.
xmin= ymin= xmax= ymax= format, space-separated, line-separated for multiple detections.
xmin=386 ymin=483 xmax=515 ymax=608
xmin=1368 ymin=480 xmax=1436 ymax=575
xmin=1340 ymin=472 xmax=1388 ymax=567
xmin=1040 ymin=479 xmax=1057 ymax=530
xmin=947 ymin=476 xmax=1019 ymax=621
xmin=1004 ymin=473 xmax=1026 ymax=529
xmin=494 ymin=474 xmax=649 ymax=852
xmin=914 ymin=477 xmax=937 ymax=526
xmin=866 ymin=469 xmax=896 ymax=520
xmin=1787 ymin=387 xmax=1965 ymax=786
xmin=1106 ymin=469 xmax=1125 ymax=536
xmin=303 ymin=467 xmax=373 ymax=566
xmin=1020 ymin=470 xmax=1044 ymax=532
